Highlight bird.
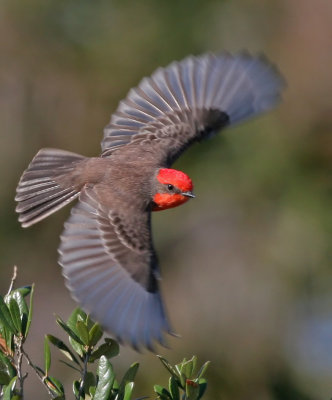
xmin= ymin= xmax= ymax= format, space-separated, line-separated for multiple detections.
xmin=15 ymin=52 xmax=285 ymax=350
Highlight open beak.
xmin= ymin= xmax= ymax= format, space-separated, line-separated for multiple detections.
xmin=181 ymin=191 xmax=195 ymax=198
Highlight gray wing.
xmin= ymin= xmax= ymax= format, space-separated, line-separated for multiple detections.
xmin=101 ymin=52 xmax=285 ymax=165
xmin=58 ymin=188 xmax=171 ymax=350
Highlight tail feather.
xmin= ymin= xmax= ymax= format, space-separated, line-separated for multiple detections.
xmin=16 ymin=182 xmax=59 ymax=201
xmin=16 ymin=148 xmax=85 ymax=228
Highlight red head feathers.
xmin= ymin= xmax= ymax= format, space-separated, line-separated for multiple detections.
xmin=157 ymin=168 xmax=193 ymax=192
xmin=153 ymin=168 xmax=194 ymax=211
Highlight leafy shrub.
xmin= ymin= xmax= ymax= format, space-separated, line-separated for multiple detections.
xmin=0 ymin=267 xmax=209 ymax=399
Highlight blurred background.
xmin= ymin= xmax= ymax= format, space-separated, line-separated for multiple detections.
xmin=0 ymin=0 xmax=331 ymax=398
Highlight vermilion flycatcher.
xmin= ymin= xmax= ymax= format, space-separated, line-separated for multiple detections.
xmin=15 ymin=52 xmax=285 ymax=350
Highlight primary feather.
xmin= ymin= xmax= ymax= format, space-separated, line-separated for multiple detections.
xmin=102 ymin=52 xmax=285 ymax=165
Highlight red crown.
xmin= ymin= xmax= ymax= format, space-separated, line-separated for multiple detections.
xmin=157 ymin=168 xmax=193 ymax=192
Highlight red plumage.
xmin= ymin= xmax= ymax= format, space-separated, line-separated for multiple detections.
xmin=157 ymin=169 xmax=193 ymax=192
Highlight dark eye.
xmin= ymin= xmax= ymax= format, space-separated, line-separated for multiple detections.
xmin=167 ymin=184 xmax=174 ymax=191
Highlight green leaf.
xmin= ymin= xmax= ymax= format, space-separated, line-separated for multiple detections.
xmin=46 ymin=334 xmax=80 ymax=365
xmin=67 ymin=308 xmax=87 ymax=334
xmin=8 ymin=291 xmax=29 ymax=318
xmin=105 ymin=338 xmax=119 ymax=355
xmin=89 ymin=339 xmax=119 ymax=362
xmin=196 ymin=361 xmax=210 ymax=380
xmin=69 ymin=336 xmax=84 ymax=358
xmin=117 ymin=362 xmax=139 ymax=400
xmin=185 ymin=379 xmax=200 ymax=400
xmin=44 ymin=336 xmax=51 ymax=376
xmin=8 ymin=299 xmax=21 ymax=334
xmin=56 ymin=317 xmax=85 ymax=345
xmin=76 ymin=320 xmax=89 ymax=346
xmin=123 ymin=381 xmax=134 ymax=400
xmin=174 ymin=363 xmax=186 ymax=388
xmin=154 ymin=385 xmax=171 ymax=399
xmin=45 ymin=376 xmax=65 ymax=396
xmin=0 ymin=295 xmax=16 ymax=334
xmin=122 ymin=362 xmax=139 ymax=384
xmin=175 ymin=359 xmax=190 ymax=388
xmin=0 ymin=325 xmax=13 ymax=355
xmin=192 ymin=356 xmax=197 ymax=375
xmin=0 ymin=352 xmax=16 ymax=385
xmin=157 ymin=356 xmax=182 ymax=387
xmin=198 ymin=378 xmax=207 ymax=399
xmin=2 ymin=376 xmax=17 ymax=400
xmin=11 ymin=291 xmax=28 ymax=337
xmin=85 ymin=313 xmax=95 ymax=332
xmin=175 ymin=358 xmax=187 ymax=375
xmin=88 ymin=322 xmax=103 ymax=347
xmin=93 ymin=355 xmax=114 ymax=400
xmin=73 ymin=380 xmax=80 ymax=398
xmin=181 ymin=358 xmax=194 ymax=379
xmin=63 ymin=310 xmax=86 ymax=356
xmin=83 ymin=371 xmax=96 ymax=395
xmin=169 ymin=376 xmax=179 ymax=400
xmin=113 ymin=378 xmax=119 ymax=390
xmin=175 ymin=364 xmax=181 ymax=376
xmin=89 ymin=385 xmax=96 ymax=397
xmin=25 ymin=283 xmax=34 ymax=337
xmin=16 ymin=286 xmax=32 ymax=298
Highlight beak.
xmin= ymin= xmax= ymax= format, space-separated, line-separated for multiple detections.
xmin=181 ymin=191 xmax=195 ymax=198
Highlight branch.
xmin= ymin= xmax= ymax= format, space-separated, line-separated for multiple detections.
xmin=77 ymin=350 xmax=90 ymax=400
xmin=21 ymin=347 xmax=56 ymax=399
xmin=7 ymin=265 xmax=18 ymax=296
xmin=15 ymin=336 xmax=27 ymax=398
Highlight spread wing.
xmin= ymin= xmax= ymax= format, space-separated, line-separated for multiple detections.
xmin=101 ymin=52 xmax=285 ymax=165
xmin=58 ymin=188 xmax=172 ymax=350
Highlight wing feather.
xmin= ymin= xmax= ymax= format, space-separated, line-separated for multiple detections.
xmin=102 ymin=52 xmax=285 ymax=164
xmin=59 ymin=188 xmax=172 ymax=349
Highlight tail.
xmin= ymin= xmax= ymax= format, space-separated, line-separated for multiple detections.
xmin=15 ymin=148 xmax=86 ymax=228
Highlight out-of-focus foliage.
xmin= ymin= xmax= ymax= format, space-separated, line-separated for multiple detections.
xmin=0 ymin=0 xmax=331 ymax=399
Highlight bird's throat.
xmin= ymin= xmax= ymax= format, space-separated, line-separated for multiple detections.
xmin=152 ymin=193 xmax=189 ymax=211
